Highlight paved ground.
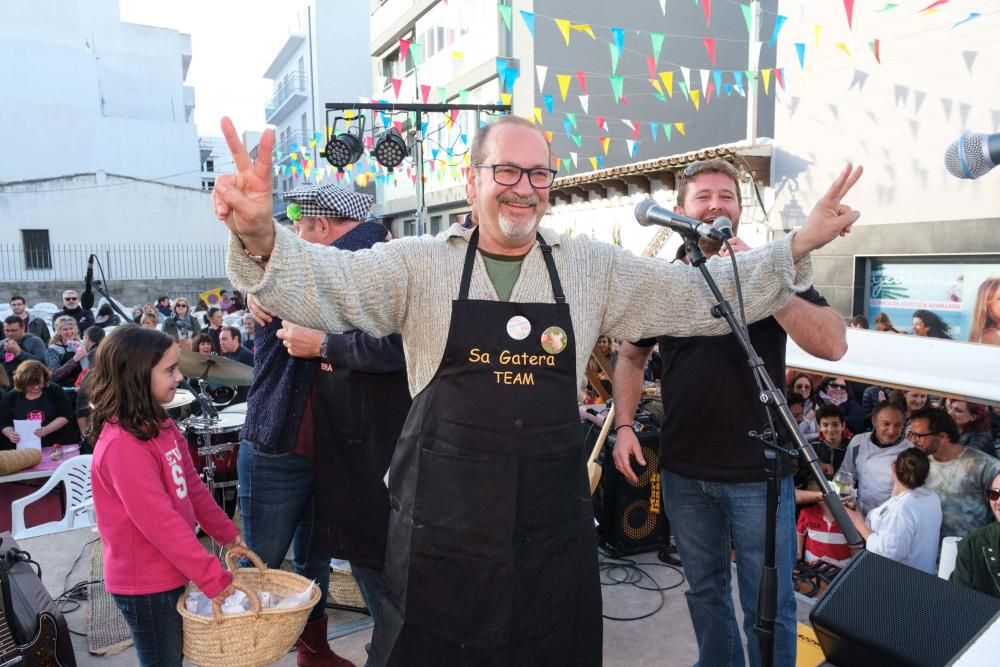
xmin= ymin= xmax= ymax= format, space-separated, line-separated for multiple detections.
xmin=35 ymin=527 xmax=818 ymax=666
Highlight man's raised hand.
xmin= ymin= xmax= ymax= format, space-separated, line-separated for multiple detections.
xmin=791 ymin=163 xmax=864 ymax=260
xmin=213 ymin=117 xmax=277 ymax=256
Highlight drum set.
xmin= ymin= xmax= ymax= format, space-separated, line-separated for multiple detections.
xmin=166 ymin=351 xmax=254 ymax=522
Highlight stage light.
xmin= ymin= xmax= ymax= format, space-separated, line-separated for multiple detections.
xmin=372 ymin=128 xmax=409 ymax=171
xmin=323 ymin=115 xmax=366 ymax=171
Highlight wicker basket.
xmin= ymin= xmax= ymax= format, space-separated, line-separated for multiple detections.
xmin=327 ymin=568 xmax=367 ymax=610
xmin=177 ymin=547 xmax=320 ymax=667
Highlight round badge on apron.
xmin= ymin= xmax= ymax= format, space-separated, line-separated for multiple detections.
xmin=506 ymin=315 xmax=531 ymax=341
xmin=540 ymin=326 xmax=568 ymax=354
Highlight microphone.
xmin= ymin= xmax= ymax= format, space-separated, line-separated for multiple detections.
xmin=944 ymin=132 xmax=1000 ymax=179
xmin=81 ymin=254 xmax=95 ymax=310
xmin=634 ymin=198 xmax=729 ymax=241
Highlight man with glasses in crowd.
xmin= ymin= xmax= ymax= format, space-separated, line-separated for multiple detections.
xmin=950 ymin=471 xmax=1000 ymax=598
xmin=612 ymin=158 xmax=848 ymax=667
xmin=909 ymin=407 xmax=1000 ymax=540
xmin=212 ymin=113 xmax=862 ymax=665
xmin=52 ymin=289 xmax=95 ymax=332
xmin=8 ymin=295 xmax=50 ymax=345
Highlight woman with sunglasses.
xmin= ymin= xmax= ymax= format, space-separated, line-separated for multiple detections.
xmin=950 ymin=471 xmax=1000 ymax=598
xmin=814 ymin=376 xmax=863 ymax=435
xmin=162 ymin=298 xmax=201 ymax=349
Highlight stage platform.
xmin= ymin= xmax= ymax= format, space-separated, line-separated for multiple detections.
xmin=33 ymin=526 xmax=825 ymax=666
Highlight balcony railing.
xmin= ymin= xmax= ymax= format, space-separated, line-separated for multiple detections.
xmin=275 ymin=129 xmax=310 ymax=163
xmin=0 ymin=243 xmax=227 ymax=282
xmin=265 ymin=72 xmax=309 ymax=124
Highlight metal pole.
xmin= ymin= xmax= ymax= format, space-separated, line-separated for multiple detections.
xmin=413 ymin=110 xmax=426 ymax=236
xmin=745 ymin=0 xmax=761 ymax=145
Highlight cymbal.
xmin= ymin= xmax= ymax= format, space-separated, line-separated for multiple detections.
xmin=163 ymin=388 xmax=196 ymax=410
xmin=179 ymin=351 xmax=253 ymax=385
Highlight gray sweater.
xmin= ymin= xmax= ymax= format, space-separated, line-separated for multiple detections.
xmin=227 ymin=223 xmax=813 ymax=396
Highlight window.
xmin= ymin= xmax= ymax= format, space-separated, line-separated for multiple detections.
xmin=404 ymin=219 xmax=416 ymax=237
xmin=21 ymin=229 xmax=51 ymax=270
xmin=301 ymin=113 xmax=309 ymax=145
xmin=380 ymin=46 xmax=414 ymax=82
xmin=206 ymin=159 xmax=214 ymax=172
xmin=430 ymin=215 xmax=442 ymax=235
xmin=298 ymin=56 xmax=305 ymax=75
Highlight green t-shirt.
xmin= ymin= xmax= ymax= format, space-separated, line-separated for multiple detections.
xmin=479 ymin=250 xmax=527 ymax=302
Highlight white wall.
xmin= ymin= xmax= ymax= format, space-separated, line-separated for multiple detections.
xmin=0 ymin=173 xmax=228 ymax=246
xmin=0 ymin=0 xmax=201 ymax=188
xmin=771 ymin=2 xmax=1000 ymax=227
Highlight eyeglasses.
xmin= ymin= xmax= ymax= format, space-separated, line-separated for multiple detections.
xmin=986 ymin=488 xmax=1000 ymax=502
xmin=64 ymin=297 xmax=78 ymax=302
xmin=907 ymin=430 xmax=937 ymax=441
xmin=475 ymin=163 xmax=557 ymax=189
xmin=176 ymin=304 xmax=188 ymax=309
xmin=828 ymin=383 xmax=847 ymax=390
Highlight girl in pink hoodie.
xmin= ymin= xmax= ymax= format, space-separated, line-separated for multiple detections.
xmin=89 ymin=326 xmax=244 ymax=666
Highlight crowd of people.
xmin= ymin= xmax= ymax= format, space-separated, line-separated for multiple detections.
xmin=3 ymin=112 xmax=999 ymax=667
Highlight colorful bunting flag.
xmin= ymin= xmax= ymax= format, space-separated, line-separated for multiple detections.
xmin=589 ymin=157 xmax=599 ymax=171
xmin=626 ymin=139 xmax=638 ymax=157
xmin=674 ymin=122 xmax=686 ymax=136
xmin=399 ymin=38 xmax=411 ymax=60
xmin=438 ymin=87 xmax=448 ymax=104
xmin=575 ymin=70 xmax=587 ymax=93
xmin=951 ymin=12 xmax=981 ymax=29
xmin=703 ymin=37 xmax=716 ymax=66
xmin=610 ymin=27 xmax=625 ymax=59
xmin=569 ymin=151 xmax=578 ymax=167
xmin=391 ymin=78 xmax=402 ymax=98
xmin=761 ymin=68 xmax=772 ymax=94
xmin=557 ymin=73 xmax=572 ymax=101
xmin=596 ymin=116 xmax=606 ymax=131
xmin=543 ymin=94 xmax=554 ymax=113
xmin=659 ymin=71 xmax=674 ymax=97
xmin=536 ymin=65 xmax=548 ymax=91
xmin=835 ymin=42 xmax=851 ymax=56
xmin=701 ymin=0 xmax=712 ymax=27
xmin=519 ymin=10 xmax=535 ymax=36
xmin=690 ymin=89 xmax=701 ymax=110
xmin=843 ymin=0 xmax=855 ymax=29
xmin=497 ymin=4 xmax=512 ymax=30
xmin=919 ymin=0 xmax=949 ymax=15
xmin=533 ymin=107 xmax=543 ymax=125
xmin=571 ymin=134 xmax=582 ymax=147
xmin=599 ymin=136 xmax=610 ymax=155
xmin=774 ymin=68 xmax=785 ymax=90
xmin=740 ymin=2 xmax=752 ymax=34
xmin=869 ymin=39 xmax=881 ymax=63
xmin=795 ymin=43 xmax=806 ymax=69
xmin=572 ymin=23 xmax=596 ymax=39
xmin=646 ymin=56 xmax=657 ymax=81
xmin=555 ymin=18 xmax=572 ymax=45
xmin=565 ymin=112 xmax=577 ymax=129
xmin=578 ymin=95 xmax=589 ymax=113
xmin=410 ymin=44 xmax=422 ymax=65
xmin=650 ymin=123 xmax=658 ymax=142
xmin=651 ymin=32 xmax=665 ymax=63
xmin=609 ymin=75 xmax=624 ymax=102
xmin=769 ymin=15 xmax=786 ymax=46
xmin=609 ymin=43 xmax=620 ymax=74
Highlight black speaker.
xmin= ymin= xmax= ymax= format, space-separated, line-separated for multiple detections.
xmin=810 ymin=550 xmax=1000 ymax=666
xmin=597 ymin=427 xmax=668 ymax=557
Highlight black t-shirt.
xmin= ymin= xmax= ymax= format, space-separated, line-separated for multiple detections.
xmin=0 ymin=383 xmax=75 ymax=449
xmin=634 ymin=287 xmax=829 ymax=483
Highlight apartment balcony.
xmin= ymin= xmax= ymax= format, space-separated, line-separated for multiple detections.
xmin=265 ymin=72 xmax=309 ymax=125
xmin=274 ymin=130 xmax=310 ymax=164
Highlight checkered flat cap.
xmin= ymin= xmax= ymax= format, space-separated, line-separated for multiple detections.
xmin=281 ymin=183 xmax=374 ymax=221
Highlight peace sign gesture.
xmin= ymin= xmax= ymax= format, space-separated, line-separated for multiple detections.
xmin=790 ymin=163 xmax=864 ymax=260
xmin=212 ymin=117 xmax=277 ymax=256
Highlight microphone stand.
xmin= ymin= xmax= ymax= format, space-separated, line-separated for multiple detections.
xmin=91 ymin=279 xmax=132 ymax=324
xmin=680 ymin=237 xmax=862 ymax=667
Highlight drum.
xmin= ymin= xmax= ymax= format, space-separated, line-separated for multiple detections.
xmin=183 ymin=412 xmax=245 ymax=518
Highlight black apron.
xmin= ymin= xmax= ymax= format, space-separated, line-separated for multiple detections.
xmin=375 ymin=229 xmax=601 ymax=666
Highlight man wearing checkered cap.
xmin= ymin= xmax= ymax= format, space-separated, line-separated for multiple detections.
xmin=238 ymin=180 xmax=410 ymax=667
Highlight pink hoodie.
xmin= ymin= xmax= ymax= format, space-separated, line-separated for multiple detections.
xmin=92 ymin=420 xmax=238 ymax=598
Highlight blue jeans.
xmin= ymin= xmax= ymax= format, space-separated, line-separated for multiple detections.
xmin=661 ymin=470 xmax=797 ymax=667
xmin=352 ymin=563 xmax=387 ymax=667
xmin=237 ymin=441 xmax=330 ymax=622
xmin=111 ymin=586 xmax=185 ymax=667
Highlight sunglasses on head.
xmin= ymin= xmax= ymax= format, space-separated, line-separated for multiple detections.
xmin=987 ymin=488 xmax=1000 ymax=502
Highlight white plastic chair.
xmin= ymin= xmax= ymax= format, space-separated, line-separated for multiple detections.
xmin=11 ymin=454 xmax=94 ymax=539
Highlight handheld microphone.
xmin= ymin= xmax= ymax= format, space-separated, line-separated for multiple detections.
xmin=944 ymin=132 xmax=1000 ymax=179
xmin=81 ymin=254 xmax=95 ymax=310
xmin=634 ymin=198 xmax=730 ymax=242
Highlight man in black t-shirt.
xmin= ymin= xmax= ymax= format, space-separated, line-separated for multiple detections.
xmin=612 ymin=159 xmax=848 ymax=667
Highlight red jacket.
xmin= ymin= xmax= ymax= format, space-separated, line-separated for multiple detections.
xmin=92 ymin=421 xmax=238 ymax=598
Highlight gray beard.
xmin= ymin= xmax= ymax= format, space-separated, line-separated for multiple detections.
xmin=498 ymin=212 xmax=537 ymax=242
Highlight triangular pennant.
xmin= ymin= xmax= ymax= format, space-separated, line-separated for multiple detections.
xmin=578 ymin=95 xmax=589 ymax=113
xmin=555 ymin=18 xmax=572 ymax=45
xmin=562 ymin=120 xmax=574 ymax=138
xmin=740 ymin=3 xmax=752 ymax=34
xmin=713 ymin=69 xmax=723 ymax=93
xmin=391 ymin=77 xmax=403 ymax=98
xmin=569 ymin=151 xmax=578 ymax=167
xmin=533 ymin=107 xmax=543 ymax=125
xmin=658 ymin=0 xmax=667 ymax=14
xmin=599 ymin=136 xmax=610 ymax=155
xmin=814 ymin=24 xmax=822 ymax=49
xmin=572 ymin=23 xmax=596 ymax=40
xmin=497 ymin=4 xmax=512 ymax=30
xmin=702 ymin=0 xmax=712 ymax=26
xmin=795 ymin=43 xmax=806 ymax=69
xmin=703 ymin=38 xmax=716 ymax=66
xmin=835 ymin=42 xmax=851 ymax=57
xmin=678 ymin=81 xmax=690 ymax=101
xmin=626 ymin=139 xmax=638 ymax=157
xmin=571 ymin=134 xmax=582 ymax=147
xmin=610 ymin=27 xmax=625 ymax=58
xmin=680 ymin=66 xmax=691 ymax=89
xmin=410 ymin=43 xmax=422 ymax=65
xmin=505 ymin=67 xmax=521 ymax=91
xmin=725 ymin=83 xmax=732 ymax=96
xmin=459 ymin=89 xmax=471 ymax=104
xmin=690 ymin=89 xmax=701 ymax=110
xmin=699 ymin=69 xmax=711 ymax=92
xmin=437 ymin=87 xmax=448 ymax=104
xmin=519 ymin=10 xmax=535 ymax=38
xmin=774 ymin=68 xmax=785 ymax=91
xmin=650 ymin=78 xmax=664 ymax=95
xmin=565 ymin=112 xmax=577 ymax=129
xmin=596 ymin=116 xmax=606 ymax=131
xmin=544 ymin=130 xmax=554 ymax=143
xmin=399 ymin=38 xmax=411 ymax=61
xmin=609 ymin=75 xmax=624 ymax=102
xmin=589 ymin=157 xmax=599 ymax=171
xmin=869 ymin=39 xmax=881 ymax=64
xmin=543 ymin=94 xmax=554 ymax=113
xmin=651 ymin=32 xmax=665 ymax=63
xmin=761 ymin=68 xmax=772 ymax=95
xmin=913 ymin=90 xmax=926 ymax=114
xmin=419 ymin=84 xmax=431 ymax=103
xmin=962 ymin=50 xmax=977 ymax=73
xmin=659 ymin=71 xmax=674 ymax=97
xmin=650 ymin=123 xmax=658 ymax=142
xmin=647 ymin=55 xmax=657 ymax=81
xmin=536 ymin=65 xmax=548 ymax=91
xmin=575 ymin=70 xmax=587 ymax=93
xmin=554 ymin=157 xmax=561 ymax=172
xmin=843 ymin=0 xmax=855 ymax=29
xmin=674 ymin=122 xmax=686 ymax=136
xmin=609 ymin=43 xmax=620 ymax=74
xmin=557 ymin=73 xmax=572 ymax=101
xmin=769 ymin=15 xmax=787 ymax=47
xmin=500 ymin=92 xmax=512 ymax=105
